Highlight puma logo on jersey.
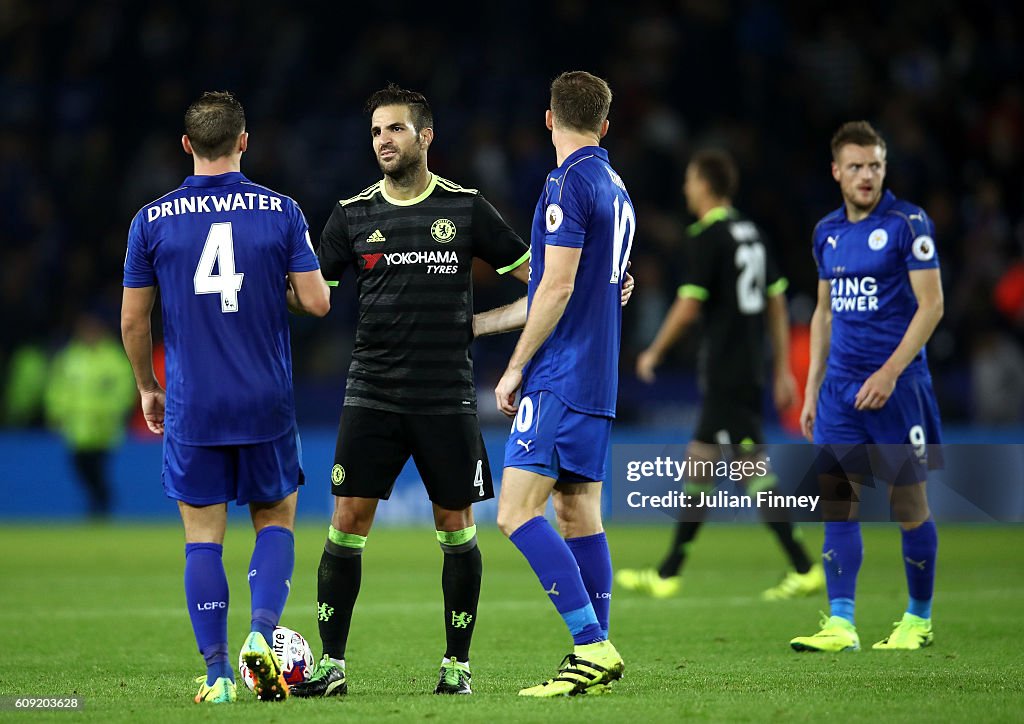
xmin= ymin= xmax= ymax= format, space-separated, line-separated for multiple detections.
xmin=516 ymin=439 xmax=533 ymax=453
xmin=545 ymin=582 xmax=559 ymax=597
xmin=827 ymin=235 xmax=839 ymax=248
xmin=908 ymin=212 xmax=924 ymax=222
xmin=367 ymin=229 xmax=386 ymax=243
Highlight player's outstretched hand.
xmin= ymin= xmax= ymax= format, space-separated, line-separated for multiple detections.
xmin=621 ymin=271 xmax=635 ymax=307
xmin=854 ymin=368 xmax=897 ymax=411
xmin=140 ymin=387 xmax=166 ymax=434
xmin=636 ymin=348 xmax=660 ymax=384
xmin=495 ymin=367 xmax=522 ymax=417
xmin=799 ymin=394 xmax=816 ymax=442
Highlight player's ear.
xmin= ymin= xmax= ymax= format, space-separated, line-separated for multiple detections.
xmin=238 ymin=132 xmax=249 ymax=154
xmin=831 ymin=161 xmax=840 ymax=183
xmin=182 ymin=135 xmax=193 ymax=156
xmin=545 ymin=110 xmax=553 ymax=131
xmin=599 ymin=119 xmax=609 ymax=138
xmin=418 ymin=126 xmax=434 ymax=149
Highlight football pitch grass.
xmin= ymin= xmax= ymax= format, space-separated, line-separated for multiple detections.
xmin=1 ymin=523 xmax=1021 ymax=722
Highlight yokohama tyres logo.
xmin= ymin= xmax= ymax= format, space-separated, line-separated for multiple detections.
xmin=361 ymin=253 xmax=384 ymax=270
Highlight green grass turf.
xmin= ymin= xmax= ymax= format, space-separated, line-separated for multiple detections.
xmin=1 ymin=523 xmax=1021 ymax=722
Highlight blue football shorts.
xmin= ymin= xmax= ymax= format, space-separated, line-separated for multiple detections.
xmin=503 ymin=390 xmax=612 ymax=483
xmin=162 ymin=427 xmax=304 ymax=506
xmin=814 ymin=373 xmax=943 ymax=485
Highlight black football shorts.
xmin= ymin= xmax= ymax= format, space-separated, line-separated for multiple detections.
xmin=693 ymin=386 xmax=765 ymax=451
xmin=330 ymin=405 xmax=493 ymax=509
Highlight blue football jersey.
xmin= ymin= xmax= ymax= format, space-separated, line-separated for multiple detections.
xmin=521 ymin=146 xmax=635 ymax=417
xmin=812 ymin=190 xmax=939 ymax=381
xmin=123 ymin=172 xmax=320 ymax=445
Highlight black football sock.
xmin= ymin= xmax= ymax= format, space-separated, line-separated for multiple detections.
xmin=317 ymin=526 xmax=365 ymax=661
xmin=764 ymin=521 xmax=813 ymax=574
xmin=658 ymin=521 xmax=703 ymax=579
xmin=438 ymin=526 xmax=481 ymax=663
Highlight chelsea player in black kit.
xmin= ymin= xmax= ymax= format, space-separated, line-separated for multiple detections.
xmin=290 ymin=85 xmax=530 ymax=698
xmin=619 ymin=149 xmax=823 ymax=601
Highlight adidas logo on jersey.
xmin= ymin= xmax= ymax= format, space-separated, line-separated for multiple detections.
xmin=367 ymin=229 xmax=386 ymax=243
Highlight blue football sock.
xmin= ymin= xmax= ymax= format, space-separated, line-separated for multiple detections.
xmin=248 ymin=526 xmax=295 ymax=642
xmin=184 ymin=542 xmax=232 ymax=684
xmin=823 ymin=521 xmax=863 ymax=624
xmin=566 ymin=532 xmax=612 ymax=637
xmin=510 ymin=517 xmax=604 ymax=645
xmin=901 ymin=519 xmax=937 ymax=619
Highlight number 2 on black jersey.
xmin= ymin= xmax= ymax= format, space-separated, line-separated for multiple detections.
xmin=734 ymin=241 xmax=766 ymax=314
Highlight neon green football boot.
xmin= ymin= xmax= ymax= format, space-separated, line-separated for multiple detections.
xmin=434 ymin=656 xmax=472 ymax=695
xmin=762 ymin=564 xmax=826 ymax=601
xmin=289 ymin=655 xmax=347 ymax=698
xmin=240 ymin=632 xmax=289 ymax=701
xmin=872 ymin=613 xmax=933 ymax=650
xmin=519 ymin=640 xmax=624 ymax=697
xmin=790 ymin=614 xmax=860 ymax=652
xmin=193 ymin=675 xmax=236 ymax=704
xmin=615 ymin=568 xmax=681 ymax=598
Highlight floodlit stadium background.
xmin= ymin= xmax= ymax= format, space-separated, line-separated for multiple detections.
xmin=1 ymin=0 xmax=1022 ymax=521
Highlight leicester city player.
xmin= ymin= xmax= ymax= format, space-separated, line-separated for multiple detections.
xmin=790 ymin=121 xmax=943 ymax=652
xmin=495 ymin=71 xmax=633 ymax=697
xmin=122 ymin=92 xmax=330 ymax=703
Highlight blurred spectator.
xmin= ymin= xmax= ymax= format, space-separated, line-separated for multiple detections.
xmin=2 ymin=343 xmax=48 ymax=426
xmin=44 ymin=313 xmax=136 ymax=517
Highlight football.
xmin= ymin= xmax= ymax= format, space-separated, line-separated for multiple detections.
xmin=238 ymin=626 xmax=314 ymax=691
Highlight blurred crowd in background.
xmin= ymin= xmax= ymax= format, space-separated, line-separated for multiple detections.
xmin=2 ymin=0 xmax=1023 ymax=433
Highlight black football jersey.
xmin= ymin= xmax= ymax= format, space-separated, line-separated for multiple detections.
xmin=319 ymin=175 xmax=529 ymax=414
xmin=680 ymin=207 xmax=786 ymax=394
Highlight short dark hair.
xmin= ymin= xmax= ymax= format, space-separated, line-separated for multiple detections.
xmin=690 ymin=149 xmax=739 ymax=199
xmin=184 ymin=91 xmax=246 ymax=160
xmin=365 ymin=83 xmax=433 ymax=134
xmin=830 ymin=121 xmax=887 ymax=159
xmin=550 ymin=71 xmax=612 ymax=135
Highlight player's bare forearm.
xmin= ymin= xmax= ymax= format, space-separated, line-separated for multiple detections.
xmin=766 ymin=293 xmax=791 ymax=374
xmin=647 ymin=296 xmax=700 ymax=359
xmin=766 ymin=293 xmax=797 ymax=410
xmin=121 ymin=286 xmax=160 ymax=393
xmin=122 ymin=325 xmax=158 ymax=391
xmin=286 ymin=286 xmax=306 ymax=315
xmin=504 ymin=244 xmax=581 ymax=372
xmin=636 ymin=295 xmax=700 ymax=383
xmin=506 ymin=282 xmax=572 ymax=372
xmin=286 ymin=270 xmax=331 ymax=317
xmin=474 ymin=296 xmax=527 ymax=337
xmin=805 ymin=281 xmax=832 ymax=397
xmin=878 ymin=269 xmax=944 ymax=378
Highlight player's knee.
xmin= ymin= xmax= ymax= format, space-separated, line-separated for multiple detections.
xmin=890 ymin=483 xmax=929 ymax=527
xmin=433 ymin=505 xmax=472 ymax=532
xmin=553 ymin=506 xmax=600 ymax=538
xmin=331 ymin=498 xmax=375 ymax=536
xmin=892 ymin=500 xmax=930 ymax=528
xmin=496 ymin=505 xmax=533 ymax=538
